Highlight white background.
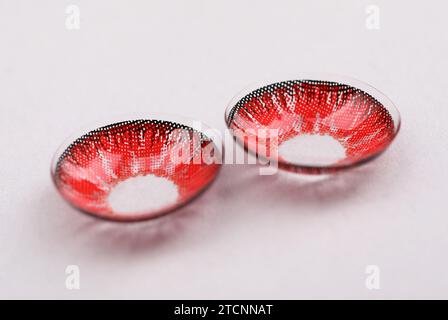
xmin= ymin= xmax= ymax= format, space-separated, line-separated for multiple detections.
xmin=0 ymin=0 xmax=447 ymax=299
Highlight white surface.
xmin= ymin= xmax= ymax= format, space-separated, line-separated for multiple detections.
xmin=108 ymin=175 xmax=179 ymax=215
xmin=279 ymin=134 xmax=347 ymax=166
xmin=0 ymin=0 xmax=447 ymax=299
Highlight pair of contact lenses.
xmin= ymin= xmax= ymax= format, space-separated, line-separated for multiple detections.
xmin=51 ymin=74 xmax=401 ymax=221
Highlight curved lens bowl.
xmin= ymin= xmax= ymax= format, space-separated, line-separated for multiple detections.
xmin=51 ymin=115 xmax=222 ymax=222
xmin=225 ymin=74 xmax=401 ymax=174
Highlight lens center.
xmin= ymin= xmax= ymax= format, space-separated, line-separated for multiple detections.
xmin=278 ymin=134 xmax=346 ymax=166
xmin=108 ymin=175 xmax=179 ymax=215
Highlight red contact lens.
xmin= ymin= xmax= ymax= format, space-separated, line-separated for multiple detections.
xmin=52 ymin=119 xmax=221 ymax=221
xmin=226 ymin=75 xmax=400 ymax=174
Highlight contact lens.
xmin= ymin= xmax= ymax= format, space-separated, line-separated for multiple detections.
xmin=226 ymin=75 xmax=400 ymax=174
xmin=52 ymin=118 xmax=221 ymax=221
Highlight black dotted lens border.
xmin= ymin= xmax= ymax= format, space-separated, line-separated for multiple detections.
xmin=55 ymin=119 xmax=211 ymax=177
xmin=226 ymin=80 xmax=386 ymax=126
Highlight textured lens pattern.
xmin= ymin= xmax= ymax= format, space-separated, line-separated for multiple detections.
xmin=54 ymin=120 xmax=220 ymax=220
xmin=227 ymin=80 xmax=397 ymax=172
